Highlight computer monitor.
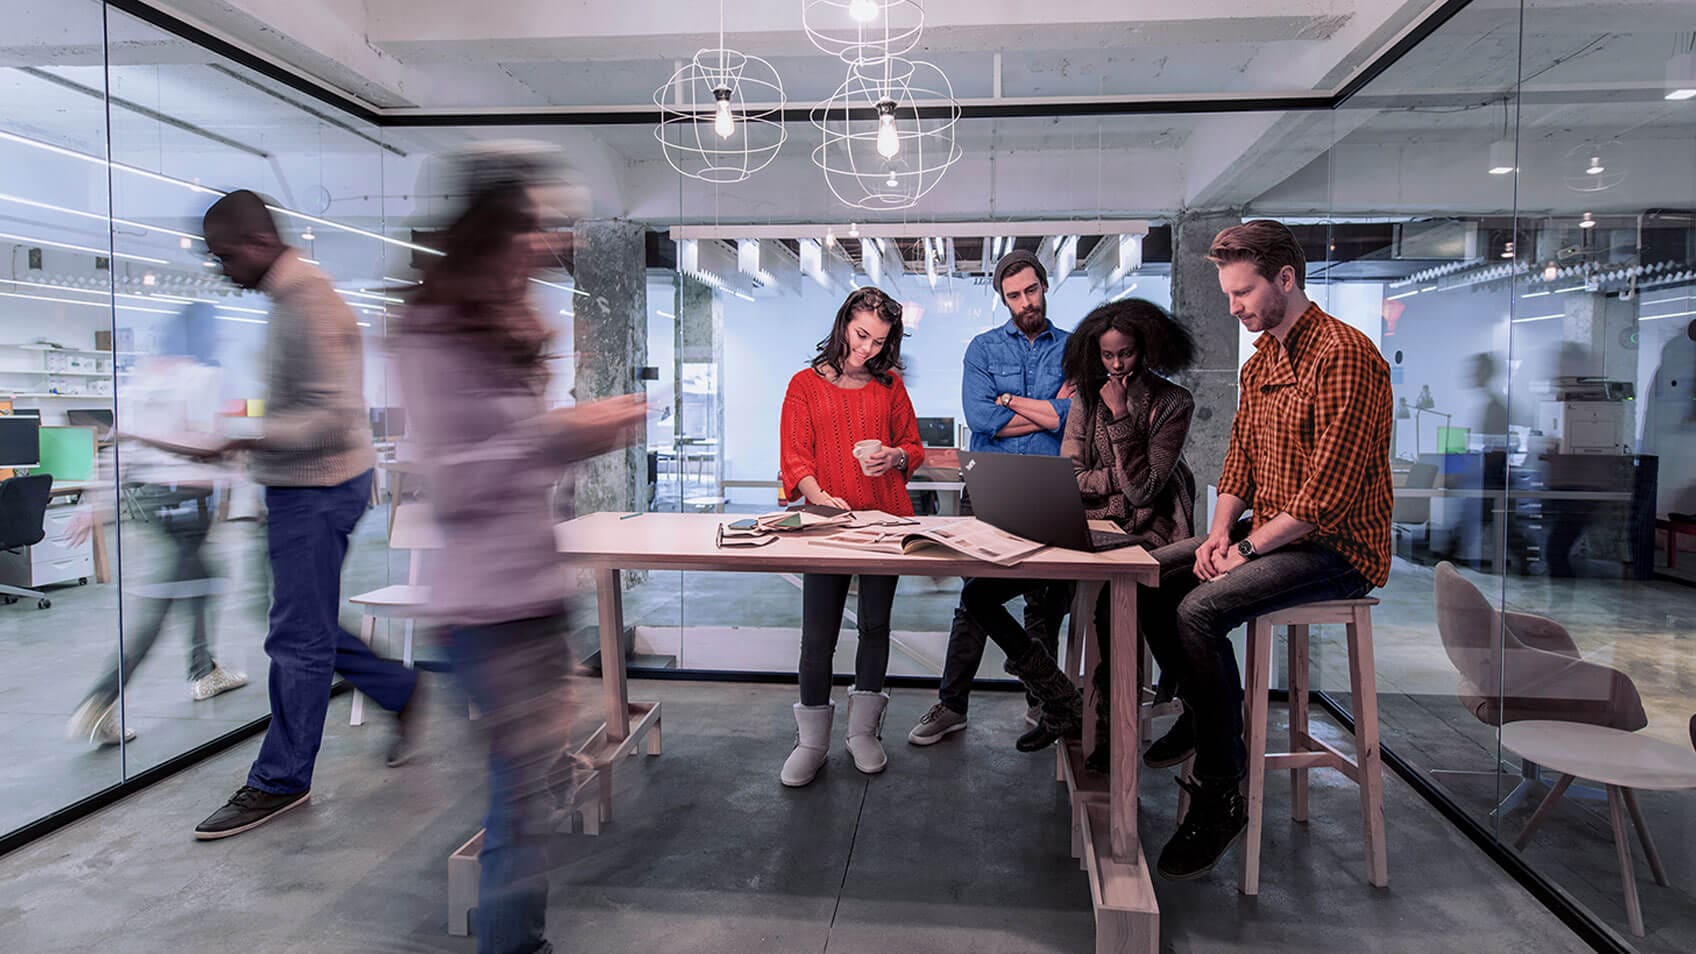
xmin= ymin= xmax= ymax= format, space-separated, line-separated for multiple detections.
xmin=66 ymin=408 xmax=115 ymax=441
xmin=0 ymin=416 xmax=41 ymax=469
xmin=917 ymin=416 xmax=955 ymax=447
xmin=1436 ymin=426 xmax=1471 ymax=454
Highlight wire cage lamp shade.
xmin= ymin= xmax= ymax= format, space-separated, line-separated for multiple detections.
xmin=654 ymin=49 xmax=787 ymax=184
xmin=811 ymin=55 xmax=961 ymax=211
xmin=802 ymin=0 xmax=925 ymax=64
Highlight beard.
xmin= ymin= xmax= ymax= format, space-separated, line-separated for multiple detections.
xmin=1014 ymin=303 xmax=1046 ymax=333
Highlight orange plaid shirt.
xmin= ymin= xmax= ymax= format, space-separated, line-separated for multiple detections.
xmin=1217 ymin=303 xmax=1394 ymax=587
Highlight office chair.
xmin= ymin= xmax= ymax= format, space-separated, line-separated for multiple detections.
xmin=0 ymin=474 xmax=55 ymax=609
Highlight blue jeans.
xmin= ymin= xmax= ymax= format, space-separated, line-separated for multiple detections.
xmin=246 ymin=470 xmax=417 ymax=794
xmin=443 ymin=616 xmax=576 ymax=954
xmin=1140 ymin=526 xmax=1371 ymax=782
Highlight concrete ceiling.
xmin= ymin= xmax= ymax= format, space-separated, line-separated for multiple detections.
xmin=0 ymin=0 xmax=1691 ymax=232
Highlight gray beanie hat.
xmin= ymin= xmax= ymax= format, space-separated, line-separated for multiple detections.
xmin=993 ymin=248 xmax=1048 ymax=295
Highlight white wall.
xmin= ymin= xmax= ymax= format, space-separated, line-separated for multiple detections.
xmin=716 ymin=271 xmax=1172 ymax=505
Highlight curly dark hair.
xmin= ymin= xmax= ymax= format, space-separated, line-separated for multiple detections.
xmin=1062 ymin=298 xmax=1196 ymax=412
xmin=812 ymin=286 xmax=905 ymax=385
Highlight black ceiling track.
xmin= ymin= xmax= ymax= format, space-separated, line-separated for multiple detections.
xmin=105 ymin=0 xmax=1476 ymax=128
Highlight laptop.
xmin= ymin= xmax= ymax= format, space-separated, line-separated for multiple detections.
xmin=959 ymin=451 xmax=1137 ymax=553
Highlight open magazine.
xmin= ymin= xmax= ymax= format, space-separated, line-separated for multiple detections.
xmin=750 ymin=505 xmax=919 ymax=534
xmin=809 ymin=518 xmax=1046 ymax=567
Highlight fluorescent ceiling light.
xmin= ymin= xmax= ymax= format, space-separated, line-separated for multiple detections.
xmin=1666 ymin=53 xmax=1696 ymax=99
xmin=0 ymin=193 xmax=202 ymax=242
xmin=1641 ymin=308 xmax=1696 ymax=322
xmin=1386 ymin=289 xmax=1422 ymax=301
xmin=338 ymin=288 xmax=403 ymax=304
xmin=1487 ymin=139 xmax=1516 ymax=175
xmin=1554 ymin=285 xmax=1587 ymax=294
xmin=1521 ymin=290 xmax=1550 ymax=298
xmin=656 ymin=310 xmax=676 ymax=319
xmin=527 ymin=277 xmax=590 ymax=297
xmin=0 ymin=229 xmax=168 ymax=265
xmin=0 ymin=289 xmax=175 ymax=314
xmin=1512 ymin=313 xmax=1564 ymax=324
xmin=1108 ymin=282 xmax=1140 ymax=303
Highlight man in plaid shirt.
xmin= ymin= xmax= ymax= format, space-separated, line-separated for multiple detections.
xmin=1141 ymin=219 xmax=1392 ymax=881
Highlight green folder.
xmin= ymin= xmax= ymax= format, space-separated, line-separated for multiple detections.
xmin=37 ymin=426 xmax=96 ymax=482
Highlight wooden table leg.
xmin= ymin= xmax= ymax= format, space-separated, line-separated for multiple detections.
xmin=1346 ymin=605 xmax=1389 ymax=888
xmin=1621 ymin=787 xmax=1668 ymax=886
xmin=1109 ymin=573 xmax=1140 ymax=860
xmin=1513 ymin=773 xmax=1575 ymax=850
xmin=596 ymin=568 xmax=631 ymax=742
xmin=90 ymin=517 xmax=111 ymax=583
xmin=1607 ymin=785 xmax=1645 ymax=937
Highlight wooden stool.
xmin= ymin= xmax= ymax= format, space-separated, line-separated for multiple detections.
xmin=1240 ymin=597 xmax=1387 ymax=895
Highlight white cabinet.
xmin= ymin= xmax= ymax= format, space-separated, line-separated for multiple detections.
xmin=0 ymin=505 xmax=94 ymax=590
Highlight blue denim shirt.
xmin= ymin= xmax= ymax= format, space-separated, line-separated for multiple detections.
xmin=962 ymin=318 xmax=1071 ymax=455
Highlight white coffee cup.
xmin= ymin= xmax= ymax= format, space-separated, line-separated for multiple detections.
xmin=853 ymin=439 xmax=884 ymax=476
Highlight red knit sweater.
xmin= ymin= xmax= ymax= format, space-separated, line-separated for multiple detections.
xmin=779 ymin=368 xmax=926 ymax=516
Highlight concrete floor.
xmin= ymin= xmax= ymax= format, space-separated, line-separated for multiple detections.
xmin=0 ymin=678 xmax=1596 ymax=954
xmin=4 ymin=494 xmax=1692 ymax=951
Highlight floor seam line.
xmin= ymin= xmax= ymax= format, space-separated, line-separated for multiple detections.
xmin=823 ymin=775 xmax=871 ymax=953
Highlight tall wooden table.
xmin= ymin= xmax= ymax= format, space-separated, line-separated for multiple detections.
xmin=449 ymin=512 xmax=1162 ymax=950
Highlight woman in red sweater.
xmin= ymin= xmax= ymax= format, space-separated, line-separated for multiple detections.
xmin=778 ymin=286 xmax=925 ymax=787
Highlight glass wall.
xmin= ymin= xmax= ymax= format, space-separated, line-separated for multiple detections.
xmin=0 ymin=0 xmax=403 ymax=836
xmin=2 ymin=7 xmax=1692 ymax=950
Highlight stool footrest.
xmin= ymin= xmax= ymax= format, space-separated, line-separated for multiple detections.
xmin=1266 ymin=749 xmax=1358 ymax=781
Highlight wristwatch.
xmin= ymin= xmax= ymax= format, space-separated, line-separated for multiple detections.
xmin=998 ymin=393 xmax=1013 ymax=408
xmin=1236 ymin=539 xmax=1259 ymax=561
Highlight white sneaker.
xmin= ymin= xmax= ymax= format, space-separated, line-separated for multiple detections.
xmin=907 ymin=702 xmax=967 ymax=746
xmin=67 ymin=699 xmax=135 ymax=746
xmin=191 ymin=665 xmax=249 ymax=701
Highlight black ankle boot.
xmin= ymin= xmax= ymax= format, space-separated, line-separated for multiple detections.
xmin=1157 ymin=776 xmax=1248 ymax=881
xmin=1005 ymin=643 xmax=1083 ymax=753
xmin=1143 ymin=711 xmax=1195 ymax=769
xmin=1083 ymin=691 xmax=1110 ymax=772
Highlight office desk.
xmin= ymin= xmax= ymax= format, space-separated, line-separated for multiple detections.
xmin=445 ymin=513 xmax=1163 ymax=948
xmin=45 ymin=481 xmax=111 ymax=583
xmin=1394 ymin=487 xmax=1635 ymax=571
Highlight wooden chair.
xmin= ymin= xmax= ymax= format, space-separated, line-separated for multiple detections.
xmin=347 ymin=501 xmax=441 ymax=725
xmin=1239 ymin=597 xmax=1388 ymax=895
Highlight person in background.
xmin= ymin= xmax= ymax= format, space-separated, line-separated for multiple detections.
xmin=193 ymin=190 xmax=420 ymax=841
xmin=66 ymin=303 xmax=248 ymax=746
xmin=778 ymin=286 xmax=925 ymax=787
xmin=1058 ymin=299 xmax=1197 ymax=773
xmin=398 ymin=163 xmax=644 ymax=954
xmin=908 ymin=248 xmax=1076 ymax=749
xmin=1138 ymin=219 xmax=1391 ymax=882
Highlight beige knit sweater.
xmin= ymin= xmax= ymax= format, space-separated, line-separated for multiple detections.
xmin=248 ymin=250 xmax=376 ymax=487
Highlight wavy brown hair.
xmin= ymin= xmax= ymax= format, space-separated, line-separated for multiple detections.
xmin=812 ymin=286 xmax=905 ymax=386
xmin=1062 ymin=298 xmax=1196 ymax=414
xmin=406 ymin=183 xmax=552 ymax=378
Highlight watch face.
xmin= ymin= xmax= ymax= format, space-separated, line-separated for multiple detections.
xmin=1237 ymin=540 xmax=1254 ymax=558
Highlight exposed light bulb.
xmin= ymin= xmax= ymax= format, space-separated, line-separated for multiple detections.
xmin=1579 ymin=212 xmax=1596 ymax=229
xmin=1501 ymin=241 xmax=1515 ymax=260
xmin=1586 ymin=157 xmax=1605 ymax=175
xmin=849 ymin=0 xmax=878 ymax=23
xmin=824 ymin=228 xmax=836 ymax=247
xmin=875 ymin=100 xmax=899 ymax=159
xmin=179 ymin=237 xmax=192 ymax=249
xmin=300 ymin=226 xmax=315 ymax=242
xmin=886 ymin=173 xmax=899 ymax=188
xmin=712 ymin=87 xmax=735 ymax=139
xmin=848 ymin=222 xmax=860 ymax=238
xmin=1544 ymin=262 xmax=1559 ymax=282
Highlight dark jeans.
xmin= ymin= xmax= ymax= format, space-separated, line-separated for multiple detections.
xmin=946 ymin=579 xmax=1072 ymax=711
xmin=246 ymin=470 xmax=418 ymax=795
xmin=443 ymin=615 xmax=575 ymax=954
xmin=1140 ymin=525 xmax=1370 ymax=782
xmin=83 ymin=485 xmax=217 ymax=708
xmin=799 ymin=574 xmax=898 ymax=706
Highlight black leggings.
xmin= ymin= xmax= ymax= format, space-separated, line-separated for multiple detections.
xmin=798 ymin=574 xmax=899 ymax=706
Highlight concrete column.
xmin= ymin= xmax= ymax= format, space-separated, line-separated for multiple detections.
xmin=573 ymin=219 xmax=648 ymax=515
xmin=675 ymin=275 xmax=724 ymax=491
xmin=1169 ymin=211 xmax=1242 ymax=532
